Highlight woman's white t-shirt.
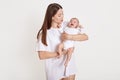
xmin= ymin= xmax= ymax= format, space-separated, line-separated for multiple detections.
xmin=36 ymin=21 xmax=76 ymax=80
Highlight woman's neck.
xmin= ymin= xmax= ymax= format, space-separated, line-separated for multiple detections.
xmin=51 ymin=22 xmax=59 ymax=28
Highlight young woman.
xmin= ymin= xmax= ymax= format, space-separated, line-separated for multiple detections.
xmin=36 ymin=3 xmax=88 ymax=80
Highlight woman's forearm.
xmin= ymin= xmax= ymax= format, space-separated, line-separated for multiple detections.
xmin=38 ymin=51 xmax=58 ymax=60
xmin=70 ymin=34 xmax=88 ymax=41
xmin=61 ymin=33 xmax=88 ymax=41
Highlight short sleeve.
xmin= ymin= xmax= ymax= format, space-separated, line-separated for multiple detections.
xmin=36 ymin=39 xmax=47 ymax=51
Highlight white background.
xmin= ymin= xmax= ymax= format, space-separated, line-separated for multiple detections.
xmin=0 ymin=0 xmax=120 ymax=80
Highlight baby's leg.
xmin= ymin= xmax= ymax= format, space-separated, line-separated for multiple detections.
xmin=64 ymin=47 xmax=74 ymax=66
xmin=57 ymin=42 xmax=64 ymax=58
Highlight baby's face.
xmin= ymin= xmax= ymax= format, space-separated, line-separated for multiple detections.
xmin=68 ymin=19 xmax=79 ymax=28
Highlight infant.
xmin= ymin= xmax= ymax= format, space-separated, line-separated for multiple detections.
xmin=58 ymin=18 xmax=83 ymax=66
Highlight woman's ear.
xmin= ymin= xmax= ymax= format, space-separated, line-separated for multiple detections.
xmin=52 ymin=17 xmax=54 ymax=21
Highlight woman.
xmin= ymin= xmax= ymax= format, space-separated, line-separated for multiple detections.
xmin=36 ymin=3 xmax=88 ymax=80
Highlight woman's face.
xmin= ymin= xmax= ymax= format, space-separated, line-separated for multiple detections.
xmin=52 ymin=9 xmax=64 ymax=24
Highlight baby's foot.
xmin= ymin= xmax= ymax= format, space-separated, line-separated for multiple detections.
xmin=64 ymin=61 xmax=68 ymax=67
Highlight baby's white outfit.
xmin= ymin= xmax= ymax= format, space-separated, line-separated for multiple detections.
xmin=63 ymin=26 xmax=81 ymax=49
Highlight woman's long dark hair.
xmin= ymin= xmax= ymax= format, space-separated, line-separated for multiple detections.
xmin=37 ymin=3 xmax=62 ymax=46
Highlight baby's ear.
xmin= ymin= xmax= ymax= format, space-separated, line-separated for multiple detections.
xmin=78 ymin=24 xmax=83 ymax=28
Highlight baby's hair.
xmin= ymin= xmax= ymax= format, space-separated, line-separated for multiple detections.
xmin=71 ymin=18 xmax=79 ymax=23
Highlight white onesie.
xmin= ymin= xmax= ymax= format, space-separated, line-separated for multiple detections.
xmin=63 ymin=26 xmax=81 ymax=49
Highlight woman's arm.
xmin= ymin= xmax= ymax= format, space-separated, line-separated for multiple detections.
xmin=38 ymin=50 xmax=67 ymax=60
xmin=38 ymin=51 xmax=58 ymax=60
xmin=61 ymin=33 xmax=88 ymax=41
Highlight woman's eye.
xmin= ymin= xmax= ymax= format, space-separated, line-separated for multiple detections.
xmin=58 ymin=13 xmax=63 ymax=17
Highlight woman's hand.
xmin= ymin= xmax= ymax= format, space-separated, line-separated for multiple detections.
xmin=56 ymin=49 xmax=67 ymax=58
xmin=77 ymin=33 xmax=88 ymax=41
xmin=56 ymin=50 xmax=67 ymax=58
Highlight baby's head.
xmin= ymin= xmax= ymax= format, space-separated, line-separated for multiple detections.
xmin=68 ymin=18 xmax=81 ymax=28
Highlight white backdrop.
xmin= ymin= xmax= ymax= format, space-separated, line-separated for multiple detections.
xmin=0 ymin=0 xmax=120 ymax=80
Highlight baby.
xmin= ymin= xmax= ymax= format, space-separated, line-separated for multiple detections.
xmin=58 ymin=18 xmax=83 ymax=66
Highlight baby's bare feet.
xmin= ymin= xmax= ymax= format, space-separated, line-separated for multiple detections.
xmin=64 ymin=60 xmax=69 ymax=67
